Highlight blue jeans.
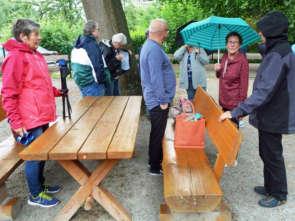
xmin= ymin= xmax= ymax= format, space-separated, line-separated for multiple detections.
xmin=186 ymin=78 xmax=206 ymax=101
xmin=80 ymin=82 xmax=105 ymax=97
xmin=24 ymin=124 xmax=49 ymax=196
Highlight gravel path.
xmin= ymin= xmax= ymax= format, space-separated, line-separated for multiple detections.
xmin=0 ymin=76 xmax=294 ymax=221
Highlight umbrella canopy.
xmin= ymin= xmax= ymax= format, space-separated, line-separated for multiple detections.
xmin=175 ymin=20 xmax=197 ymax=48
xmin=180 ymin=16 xmax=260 ymax=51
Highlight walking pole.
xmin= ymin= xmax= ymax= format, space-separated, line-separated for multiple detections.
xmin=57 ymin=59 xmax=72 ymax=120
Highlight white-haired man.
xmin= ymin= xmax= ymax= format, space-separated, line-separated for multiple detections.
xmin=140 ymin=19 xmax=176 ymax=175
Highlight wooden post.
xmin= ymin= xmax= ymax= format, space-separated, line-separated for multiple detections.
xmin=214 ymin=154 xmax=225 ymax=182
xmin=0 ymin=185 xmax=19 ymax=221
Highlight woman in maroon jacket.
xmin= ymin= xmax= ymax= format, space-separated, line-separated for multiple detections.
xmin=214 ymin=32 xmax=249 ymax=127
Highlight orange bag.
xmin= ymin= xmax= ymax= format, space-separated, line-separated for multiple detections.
xmin=174 ymin=114 xmax=205 ymax=149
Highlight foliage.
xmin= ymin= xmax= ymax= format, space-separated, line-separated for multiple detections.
xmin=0 ymin=0 xmax=84 ymax=54
xmin=124 ymin=1 xmax=204 ymax=53
xmin=40 ymin=19 xmax=83 ymax=55
xmin=128 ymin=0 xmax=295 ymax=52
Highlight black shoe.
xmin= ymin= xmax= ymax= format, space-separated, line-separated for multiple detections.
xmin=149 ymin=168 xmax=163 ymax=176
xmin=254 ymin=186 xmax=269 ymax=196
xmin=258 ymin=196 xmax=286 ymax=208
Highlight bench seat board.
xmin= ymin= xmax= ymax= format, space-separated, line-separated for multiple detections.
xmin=0 ymin=136 xmax=23 ymax=184
xmin=163 ymin=119 xmax=222 ymax=213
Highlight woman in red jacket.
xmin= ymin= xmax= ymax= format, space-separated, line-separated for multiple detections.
xmin=1 ymin=19 xmax=62 ymax=207
xmin=214 ymin=32 xmax=249 ymax=127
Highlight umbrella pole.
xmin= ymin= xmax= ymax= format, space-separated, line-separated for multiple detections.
xmin=218 ymin=49 xmax=220 ymax=63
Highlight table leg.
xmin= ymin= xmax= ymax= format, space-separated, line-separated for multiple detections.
xmin=55 ymin=160 xmax=131 ymax=221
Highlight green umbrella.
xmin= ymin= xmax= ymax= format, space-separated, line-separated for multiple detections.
xmin=180 ymin=16 xmax=260 ymax=62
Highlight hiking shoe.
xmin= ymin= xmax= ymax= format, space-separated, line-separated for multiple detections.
xmin=44 ymin=185 xmax=62 ymax=194
xmin=254 ymin=186 xmax=269 ymax=196
xmin=149 ymin=168 xmax=163 ymax=176
xmin=258 ymin=196 xmax=286 ymax=208
xmin=28 ymin=192 xmax=60 ymax=208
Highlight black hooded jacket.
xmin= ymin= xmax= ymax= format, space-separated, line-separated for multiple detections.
xmin=232 ymin=11 xmax=295 ymax=134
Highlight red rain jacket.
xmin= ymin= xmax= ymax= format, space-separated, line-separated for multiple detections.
xmin=216 ymin=53 xmax=249 ymax=110
xmin=1 ymin=38 xmax=61 ymax=130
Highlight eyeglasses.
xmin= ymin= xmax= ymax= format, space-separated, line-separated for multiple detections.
xmin=227 ymin=41 xmax=240 ymax=45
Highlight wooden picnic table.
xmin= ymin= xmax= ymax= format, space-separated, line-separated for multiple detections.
xmin=18 ymin=96 xmax=142 ymax=221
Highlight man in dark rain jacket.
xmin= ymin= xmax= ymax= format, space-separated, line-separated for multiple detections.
xmin=220 ymin=11 xmax=295 ymax=207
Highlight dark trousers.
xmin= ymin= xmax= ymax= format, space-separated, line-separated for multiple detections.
xmin=258 ymin=129 xmax=288 ymax=200
xmin=148 ymin=106 xmax=169 ymax=170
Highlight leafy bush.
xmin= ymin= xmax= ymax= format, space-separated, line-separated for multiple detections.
xmin=130 ymin=30 xmax=147 ymax=53
xmin=40 ymin=19 xmax=83 ymax=55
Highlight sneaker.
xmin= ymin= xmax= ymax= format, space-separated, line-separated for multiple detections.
xmin=149 ymin=168 xmax=163 ymax=176
xmin=258 ymin=196 xmax=286 ymax=208
xmin=28 ymin=192 xmax=60 ymax=208
xmin=254 ymin=186 xmax=269 ymax=196
xmin=44 ymin=185 xmax=62 ymax=194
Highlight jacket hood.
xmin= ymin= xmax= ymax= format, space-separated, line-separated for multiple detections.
xmin=74 ymin=35 xmax=97 ymax=48
xmin=257 ymin=11 xmax=288 ymax=38
xmin=3 ymin=38 xmax=33 ymax=52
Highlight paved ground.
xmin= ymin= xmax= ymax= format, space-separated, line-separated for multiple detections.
xmin=0 ymin=75 xmax=295 ymax=221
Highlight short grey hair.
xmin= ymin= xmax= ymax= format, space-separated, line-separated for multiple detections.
xmin=12 ymin=19 xmax=40 ymax=42
xmin=148 ymin=18 xmax=168 ymax=33
xmin=112 ymin=33 xmax=127 ymax=45
xmin=83 ymin=20 xmax=98 ymax=36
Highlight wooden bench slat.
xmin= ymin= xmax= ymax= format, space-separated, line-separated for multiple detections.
xmin=0 ymin=136 xmax=24 ymax=184
xmin=163 ymin=119 xmax=222 ymax=213
xmin=49 ymin=97 xmax=113 ymax=160
xmin=78 ymin=96 xmax=129 ymax=160
xmin=107 ymin=96 xmax=142 ymax=159
xmin=19 ymin=97 xmax=98 ymax=161
xmin=194 ymin=87 xmax=242 ymax=166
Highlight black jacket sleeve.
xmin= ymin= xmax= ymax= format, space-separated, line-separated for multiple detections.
xmin=231 ymin=52 xmax=288 ymax=118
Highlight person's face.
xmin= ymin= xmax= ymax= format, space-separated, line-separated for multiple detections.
xmin=160 ymin=25 xmax=169 ymax=41
xmin=112 ymin=42 xmax=121 ymax=49
xmin=20 ymin=30 xmax=41 ymax=50
xmin=92 ymin=26 xmax=100 ymax=39
xmin=259 ymin=32 xmax=266 ymax=44
xmin=226 ymin=35 xmax=240 ymax=55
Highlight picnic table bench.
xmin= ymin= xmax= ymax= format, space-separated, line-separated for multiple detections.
xmin=0 ymin=95 xmax=24 ymax=221
xmin=160 ymin=87 xmax=242 ymax=221
xmin=18 ymin=96 xmax=142 ymax=221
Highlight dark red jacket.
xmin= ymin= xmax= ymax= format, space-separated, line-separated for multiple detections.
xmin=216 ymin=53 xmax=249 ymax=110
xmin=1 ymin=39 xmax=61 ymax=130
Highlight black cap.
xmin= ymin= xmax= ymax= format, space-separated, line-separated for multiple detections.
xmin=257 ymin=11 xmax=288 ymax=38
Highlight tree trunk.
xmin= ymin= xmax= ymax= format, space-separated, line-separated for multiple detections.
xmin=81 ymin=0 xmax=141 ymax=95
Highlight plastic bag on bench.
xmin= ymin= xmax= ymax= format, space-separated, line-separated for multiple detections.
xmin=174 ymin=113 xmax=205 ymax=149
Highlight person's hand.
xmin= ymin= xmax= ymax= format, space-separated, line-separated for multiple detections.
xmin=14 ymin=127 xmax=27 ymax=137
xmin=214 ymin=63 xmax=222 ymax=72
xmin=59 ymin=89 xmax=69 ymax=96
xmin=219 ymin=111 xmax=232 ymax=122
xmin=115 ymin=54 xmax=123 ymax=61
xmin=160 ymin=103 xmax=168 ymax=110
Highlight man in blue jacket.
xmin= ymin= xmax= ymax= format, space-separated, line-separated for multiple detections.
xmin=71 ymin=20 xmax=105 ymax=96
xmin=220 ymin=11 xmax=295 ymax=208
xmin=140 ymin=19 xmax=176 ymax=175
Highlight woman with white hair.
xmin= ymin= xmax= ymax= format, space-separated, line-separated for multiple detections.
xmin=99 ymin=33 xmax=131 ymax=96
